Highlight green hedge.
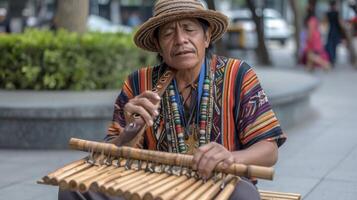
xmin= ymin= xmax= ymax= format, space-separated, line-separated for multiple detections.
xmin=0 ymin=29 xmax=157 ymax=90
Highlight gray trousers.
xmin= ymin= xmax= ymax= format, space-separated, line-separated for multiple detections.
xmin=58 ymin=178 xmax=260 ymax=200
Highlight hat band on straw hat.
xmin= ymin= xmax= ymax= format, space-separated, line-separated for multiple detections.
xmin=134 ymin=0 xmax=228 ymax=52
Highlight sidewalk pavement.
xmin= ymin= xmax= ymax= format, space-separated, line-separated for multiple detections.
xmin=259 ymin=64 xmax=357 ymax=200
xmin=0 ymin=63 xmax=357 ymax=200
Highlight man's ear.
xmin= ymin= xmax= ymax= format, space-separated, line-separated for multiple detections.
xmin=204 ymin=28 xmax=212 ymax=48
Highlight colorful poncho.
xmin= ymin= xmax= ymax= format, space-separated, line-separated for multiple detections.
xmin=106 ymin=55 xmax=286 ymax=153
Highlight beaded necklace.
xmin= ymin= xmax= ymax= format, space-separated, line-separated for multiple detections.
xmin=165 ymin=59 xmax=213 ymax=154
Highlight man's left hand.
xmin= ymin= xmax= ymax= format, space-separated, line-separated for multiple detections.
xmin=192 ymin=142 xmax=234 ymax=179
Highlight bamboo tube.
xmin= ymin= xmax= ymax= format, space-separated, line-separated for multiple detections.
xmin=69 ymin=165 xmax=110 ymax=190
xmin=51 ymin=162 xmax=92 ymax=185
xmin=91 ymin=167 xmax=127 ymax=191
xmin=42 ymin=158 xmax=86 ymax=183
xmin=174 ymin=179 xmax=204 ymax=200
xmin=123 ymin=173 xmax=169 ymax=199
xmin=59 ymin=165 xmax=99 ymax=190
xmin=114 ymin=69 xmax=176 ymax=148
xmin=108 ymin=171 xmax=148 ymax=196
xmin=143 ymin=175 xmax=188 ymax=200
xmin=259 ymin=190 xmax=301 ymax=200
xmin=156 ymin=177 xmax=197 ymax=200
xmin=215 ymin=177 xmax=240 ymax=200
xmin=184 ymin=179 xmax=216 ymax=200
xmin=100 ymin=170 xmax=142 ymax=192
xmin=197 ymin=179 xmax=224 ymax=200
xmin=116 ymin=172 xmax=159 ymax=197
xmin=131 ymin=175 xmax=177 ymax=200
xmin=89 ymin=158 xmax=128 ymax=191
xmin=69 ymin=138 xmax=274 ymax=180
xmin=78 ymin=165 xmax=116 ymax=192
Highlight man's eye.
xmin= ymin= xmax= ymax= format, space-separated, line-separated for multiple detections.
xmin=162 ymin=31 xmax=173 ymax=37
xmin=185 ymin=27 xmax=197 ymax=32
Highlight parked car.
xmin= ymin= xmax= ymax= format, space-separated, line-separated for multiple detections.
xmin=224 ymin=8 xmax=291 ymax=49
xmin=263 ymin=9 xmax=291 ymax=45
xmin=224 ymin=9 xmax=257 ymax=49
xmin=87 ymin=15 xmax=132 ymax=34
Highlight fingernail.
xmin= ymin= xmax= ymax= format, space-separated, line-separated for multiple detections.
xmin=155 ymin=94 xmax=160 ymax=100
xmin=154 ymin=110 xmax=159 ymax=116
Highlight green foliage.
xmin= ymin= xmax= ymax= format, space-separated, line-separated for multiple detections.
xmin=0 ymin=29 xmax=157 ymax=90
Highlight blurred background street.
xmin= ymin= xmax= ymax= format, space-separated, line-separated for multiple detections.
xmin=2 ymin=50 xmax=357 ymax=200
xmin=1 ymin=0 xmax=357 ymax=199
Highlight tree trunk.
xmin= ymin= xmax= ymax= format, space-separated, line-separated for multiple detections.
xmin=54 ymin=0 xmax=89 ymax=33
xmin=205 ymin=0 xmax=229 ymax=57
xmin=289 ymin=0 xmax=301 ymax=62
xmin=308 ymin=0 xmax=317 ymax=8
xmin=246 ymin=0 xmax=272 ymax=66
xmin=206 ymin=0 xmax=216 ymax=10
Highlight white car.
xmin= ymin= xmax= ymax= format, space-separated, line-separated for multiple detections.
xmin=225 ymin=8 xmax=291 ymax=48
xmin=263 ymin=9 xmax=291 ymax=45
xmin=225 ymin=9 xmax=257 ymax=49
xmin=87 ymin=15 xmax=132 ymax=34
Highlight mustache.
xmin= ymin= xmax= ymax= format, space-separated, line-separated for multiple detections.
xmin=171 ymin=47 xmax=196 ymax=56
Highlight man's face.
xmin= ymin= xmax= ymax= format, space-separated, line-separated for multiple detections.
xmin=157 ymin=18 xmax=211 ymax=70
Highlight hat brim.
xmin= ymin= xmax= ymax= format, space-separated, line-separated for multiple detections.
xmin=134 ymin=10 xmax=228 ymax=52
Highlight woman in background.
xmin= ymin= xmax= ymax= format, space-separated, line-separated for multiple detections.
xmin=300 ymin=4 xmax=331 ymax=71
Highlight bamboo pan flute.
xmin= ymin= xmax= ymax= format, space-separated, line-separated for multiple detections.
xmin=69 ymin=138 xmax=274 ymax=180
xmin=38 ymin=138 xmax=274 ymax=200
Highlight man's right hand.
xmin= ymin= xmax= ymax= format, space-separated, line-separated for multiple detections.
xmin=111 ymin=91 xmax=161 ymax=147
xmin=123 ymin=91 xmax=161 ymax=127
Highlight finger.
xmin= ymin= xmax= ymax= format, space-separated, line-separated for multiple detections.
xmin=192 ymin=143 xmax=215 ymax=171
xmin=139 ymin=91 xmax=161 ymax=103
xmin=197 ymin=147 xmax=225 ymax=179
xmin=131 ymin=97 xmax=159 ymax=117
xmin=124 ymin=103 xmax=154 ymax=126
xmin=197 ymin=142 xmax=232 ymax=177
xmin=222 ymin=156 xmax=234 ymax=169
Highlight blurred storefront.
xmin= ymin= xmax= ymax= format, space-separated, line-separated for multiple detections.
xmin=0 ymin=0 xmax=157 ymax=33
xmin=84 ymin=0 xmax=155 ymax=26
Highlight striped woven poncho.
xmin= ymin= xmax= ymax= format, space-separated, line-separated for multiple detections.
xmin=106 ymin=55 xmax=286 ymax=153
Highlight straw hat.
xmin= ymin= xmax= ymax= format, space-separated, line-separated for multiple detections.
xmin=134 ymin=0 xmax=228 ymax=52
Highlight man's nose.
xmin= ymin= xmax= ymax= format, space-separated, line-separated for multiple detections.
xmin=174 ymin=28 xmax=188 ymax=45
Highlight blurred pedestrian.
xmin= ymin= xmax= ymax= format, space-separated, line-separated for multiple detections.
xmin=348 ymin=0 xmax=357 ymax=36
xmin=0 ymin=8 xmax=10 ymax=33
xmin=324 ymin=0 xmax=344 ymax=65
xmin=300 ymin=4 xmax=331 ymax=71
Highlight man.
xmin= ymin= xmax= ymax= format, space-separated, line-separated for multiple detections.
xmin=59 ymin=0 xmax=285 ymax=199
